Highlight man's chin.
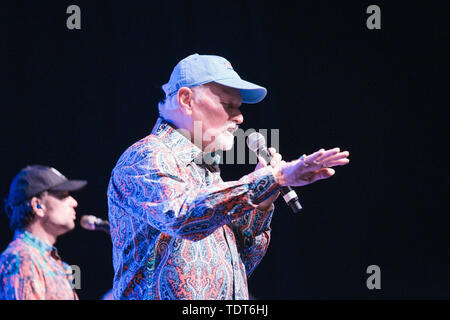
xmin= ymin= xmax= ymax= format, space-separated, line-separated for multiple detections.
xmin=64 ymin=221 xmax=76 ymax=232
xmin=206 ymin=134 xmax=234 ymax=152
xmin=217 ymin=137 xmax=235 ymax=151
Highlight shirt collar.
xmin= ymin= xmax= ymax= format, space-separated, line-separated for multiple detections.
xmin=152 ymin=117 xmax=221 ymax=168
xmin=14 ymin=229 xmax=58 ymax=257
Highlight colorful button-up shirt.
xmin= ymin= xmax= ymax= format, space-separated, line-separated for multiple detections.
xmin=0 ymin=230 xmax=78 ymax=300
xmin=107 ymin=118 xmax=279 ymax=300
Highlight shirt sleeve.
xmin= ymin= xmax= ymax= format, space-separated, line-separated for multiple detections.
xmin=230 ymin=204 xmax=275 ymax=277
xmin=108 ymin=146 xmax=280 ymax=242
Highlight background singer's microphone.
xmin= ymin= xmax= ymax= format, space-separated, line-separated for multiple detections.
xmin=80 ymin=215 xmax=111 ymax=234
xmin=247 ymin=132 xmax=302 ymax=213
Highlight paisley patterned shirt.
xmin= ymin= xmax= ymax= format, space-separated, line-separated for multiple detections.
xmin=107 ymin=117 xmax=279 ymax=300
xmin=0 ymin=230 xmax=78 ymax=300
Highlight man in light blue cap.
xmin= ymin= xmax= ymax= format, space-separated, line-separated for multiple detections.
xmin=107 ymin=53 xmax=350 ymax=299
xmin=158 ymin=53 xmax=268 ymax=153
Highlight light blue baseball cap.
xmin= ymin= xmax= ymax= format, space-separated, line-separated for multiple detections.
xmin=162 ymin=53 xmax=267 ymax=104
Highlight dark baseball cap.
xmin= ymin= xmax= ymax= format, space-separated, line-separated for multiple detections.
xmin=7 ymin=165 xmax=87 ymax=206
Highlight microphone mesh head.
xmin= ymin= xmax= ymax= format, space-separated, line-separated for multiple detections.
xmin=246 ymin=132 xmax=266 ymax=152
xmin=80 ymin=215 xmax=96 ymax=231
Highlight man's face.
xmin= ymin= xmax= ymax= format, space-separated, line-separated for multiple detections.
xmin=190 ymin=82 xmax=243 ymax=152
xmin=41 ymin=191 xmax=78 ymax=236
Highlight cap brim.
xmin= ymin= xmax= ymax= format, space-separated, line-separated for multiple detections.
xmin=214 ymin=78 xmax=267 ymax=104
xmin=49 ymin=180 xmax=87 ymax=192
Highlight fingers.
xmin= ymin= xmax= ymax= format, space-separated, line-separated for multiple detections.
xmin=321 ymin=151 xmax=350 ymax=167
xmin=270 ymin=153 xmax=281 ymax=167
xmin=320 ymin=150 xmax=349 ymax=163
xmin=324 ymin=158 xmax=350 ymax=167
xmin=258 ymin=148 xmax=282 ymax=167
xmin=302 ymin=148 xmax=325 ymax=164
xmin=315 ymin=148 xmax=340 ymax=162
xmin=279 ymin=147 xmax=349 ymax=187
xmin=257 ymin=148 xmax=282 ymax=168
xmin=309 ymin=168 xmax=335 ymax=183
xmin=303 ymin=148 xmax=350 ymax=170
xmin=257 ymin=156 xmax=268 ymax=167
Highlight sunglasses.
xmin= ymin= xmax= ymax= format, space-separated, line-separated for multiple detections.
xmin=47 ymin=191 xmax=71 ymax=200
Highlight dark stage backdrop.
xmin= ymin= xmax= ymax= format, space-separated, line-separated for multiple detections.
xmin=0 ymin=1 xmax=447 ymax=300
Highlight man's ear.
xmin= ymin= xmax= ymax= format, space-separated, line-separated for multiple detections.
xmin=177 ymin=87 xmax=194 ymax=116
xmin=30 ymin=197 xmax=45 ymax=218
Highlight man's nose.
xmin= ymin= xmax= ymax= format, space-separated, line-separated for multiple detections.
xmin=70 ymin=196 xmax=78 ymax=208
xmin=230 ymin=110 xmax=244 ymax=125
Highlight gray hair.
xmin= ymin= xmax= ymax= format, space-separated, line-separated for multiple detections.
xmin=158 ymin=85 xmax=205 ymax=119
xmin=157 ymin=92 xmax=180 ymax=119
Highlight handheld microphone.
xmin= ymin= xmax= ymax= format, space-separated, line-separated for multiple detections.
xmin=80 ymin=215 xmax=111 ymax=234
xmin=247 ymin=132 xmax=302 ymax=213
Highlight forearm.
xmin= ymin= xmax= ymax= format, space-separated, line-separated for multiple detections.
xmin=163 ymin=167 xmax=278 ymax=240
xmin=109 ymin=165 xmax=279 ymax=242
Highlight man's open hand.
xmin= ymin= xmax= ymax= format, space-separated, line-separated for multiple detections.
xmin=274 ymin=147 xmax=350 ymax=187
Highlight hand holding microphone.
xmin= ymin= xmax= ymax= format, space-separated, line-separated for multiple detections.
xmin=247 ymin=132 xmax=350 ymax=212
xmin=248 ymin=133 xmax=302 ymax=213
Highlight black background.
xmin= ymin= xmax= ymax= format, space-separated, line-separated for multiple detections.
xmin=0 ymin=1 xmax=447 ymax=300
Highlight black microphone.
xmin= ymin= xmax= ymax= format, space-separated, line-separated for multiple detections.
xmin=80 ymin=215 xmax=111 ymax=234
xmin=247 ymin=132 xmax=302 ymax=213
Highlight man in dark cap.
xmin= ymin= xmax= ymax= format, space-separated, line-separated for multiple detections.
xmin=0 ymin=165 xmax=87 ymax=300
